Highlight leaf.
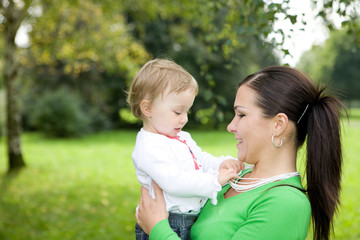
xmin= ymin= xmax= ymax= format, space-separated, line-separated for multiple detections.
xmin=288 ymin=15 xmax=297 ymax=24
xmin=202 ymin=89 xmax=213 ymax=101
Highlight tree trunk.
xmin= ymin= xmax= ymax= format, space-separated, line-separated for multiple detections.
xmin=3 ymin=0 xmax=26 ymax=171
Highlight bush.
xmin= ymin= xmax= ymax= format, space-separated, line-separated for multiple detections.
xmin=28 ymin=87 xmax=91 ymax=137
xmin=0 ymin=90 xmax=5 ymax=139
xmin=0 ymin=114 xmax=4 ymax=139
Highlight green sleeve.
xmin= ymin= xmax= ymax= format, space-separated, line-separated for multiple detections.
xmin=231 ymin=187 xmax=311 ymax=240
xmin=149 ymin=219 xmax=180 ymax=240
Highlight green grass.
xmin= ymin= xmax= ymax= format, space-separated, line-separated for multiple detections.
xmin=0 ymin=117 xmax=359 ymax=239
xmin=0 ymin=131 xmax=141 ymax=240
xmin=333 ymin=117 xmax=360 ymax=239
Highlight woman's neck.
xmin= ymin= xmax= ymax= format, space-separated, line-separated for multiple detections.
xmin=248 ymin=147 xmax=297 ymax=179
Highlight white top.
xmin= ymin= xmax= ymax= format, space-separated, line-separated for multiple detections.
xmin=132 ymin=128 xmax=234 ymax=212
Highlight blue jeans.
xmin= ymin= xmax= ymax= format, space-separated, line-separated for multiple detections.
xmin=135 ymin=211 xmax=199 ymax=240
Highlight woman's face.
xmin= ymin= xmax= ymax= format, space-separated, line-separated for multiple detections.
xmin=227 ymin=85 xmax=273 ymax=164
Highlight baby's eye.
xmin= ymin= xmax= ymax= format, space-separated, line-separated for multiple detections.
xmin=174 ymin=111 xmax=181 ymax=115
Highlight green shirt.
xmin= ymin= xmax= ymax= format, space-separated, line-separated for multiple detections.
xmin=150 ymin=172 xmax=311 ymax=240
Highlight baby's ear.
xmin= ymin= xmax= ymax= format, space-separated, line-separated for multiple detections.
xmin=140 ymin=100 xmax=152 ymax=118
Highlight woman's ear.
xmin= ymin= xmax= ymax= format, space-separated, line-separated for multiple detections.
xmin=273 ymin=113 xmax=288 ymax=136
xmin=140 ymin=100 xmax=152 ymax=118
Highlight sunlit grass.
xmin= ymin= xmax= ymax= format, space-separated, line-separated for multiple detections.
xmin=333 ymin=117 xmax=360 ymax=239
xmin=0 ymin=116 xmax=359 ymax=239
xmin=0 ymin=131 xmax=140 ymax=240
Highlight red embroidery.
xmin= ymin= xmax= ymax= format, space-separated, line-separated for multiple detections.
xmin=167 ymin=136 xmax=200 ymax=170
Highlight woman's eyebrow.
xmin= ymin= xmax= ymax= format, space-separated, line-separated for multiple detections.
xmin=233 ymin=106 xmax=246 ymax=111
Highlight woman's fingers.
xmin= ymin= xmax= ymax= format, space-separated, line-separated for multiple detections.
xmin=140 ymin=186 xmax=149 ymax=202
xmin=135 ymin=181 xmax=169 ymax=235
xmin=152 ymin=181 xmax=164 ymax=202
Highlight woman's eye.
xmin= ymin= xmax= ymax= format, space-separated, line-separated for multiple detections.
xmin=237 ymin=114 xmax=245 ymax=118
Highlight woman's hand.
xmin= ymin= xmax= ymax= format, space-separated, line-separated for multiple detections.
xmin=135 ymin=181 xmax=169 ymax=234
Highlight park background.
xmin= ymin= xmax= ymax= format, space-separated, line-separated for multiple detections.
xmin=0 ymin=0 xmax=359 ymax=239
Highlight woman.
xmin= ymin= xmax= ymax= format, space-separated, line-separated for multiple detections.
xmin=136 ymin=66 xmax=344 ymax=240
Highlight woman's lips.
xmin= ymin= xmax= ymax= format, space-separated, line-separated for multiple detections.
xmin=236 ymin=138 xmax=243 ymax=147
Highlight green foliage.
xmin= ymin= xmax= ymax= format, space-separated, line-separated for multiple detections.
xmin=0 ymin=90 xmax=4 ymax=139
xmin=1 ymin=0 xmax=358 ymax=134
xmin=298 ymin=29 xmax=360 ymax=101
xmin=330 ymin=37 xmax=360 ymax=101
xmin=119 ymin=108 xmax=139 ymax=125
xmin=20 ymin=0 xmax=150 ymax=132
xmin=0 ymin=37 xmax=4 ymax=89
xmin=124 ymin=2 xmax=280 ymax=127
xmin=314 ymin=0 xmax=360 ymax=43
xmin=26 ymin=1 xmax=149 ymax=76
xmin=17 ymin=0 xmax=285 ymax=131
xmin=0 ymin=118 xmax=360 ymax=239
xmin=27 ymin=87 xmax=91 ymax=137
xmin=122 ymin=0 xmax=293 ymax=55
xmin=0 ymin=117 xmax=3 ymax=139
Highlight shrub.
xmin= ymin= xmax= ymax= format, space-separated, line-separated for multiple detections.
xmin=0 ymin=90 xmax=5 ymax=139
xmin=28 ymin=87 xmax=91 ymax=137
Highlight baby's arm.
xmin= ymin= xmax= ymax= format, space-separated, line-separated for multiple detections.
xmin=137 ymin=143 xmax=221 ymax=199
xmin=219 ymin=159 xmax=244 ymax=173
xmin=149 ymin=161 xmax=221 ymax=198
xmin=218 ymin=159 xmax=245 ymax=185
xmin=218 ymin=167 xmax=239 ymax=186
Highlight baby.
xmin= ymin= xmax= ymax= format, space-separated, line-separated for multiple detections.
xmin=127 ymin=59 xmax=243 ymax=240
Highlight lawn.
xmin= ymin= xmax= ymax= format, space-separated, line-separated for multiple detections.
xmin=0 ymin=116 xmax=359 ymax=239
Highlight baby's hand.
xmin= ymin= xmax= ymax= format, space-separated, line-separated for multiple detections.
xmin=218 ymin=168 xmax=239 ymax=186
xmin=219 ymin=159 xmax=245 ymax=173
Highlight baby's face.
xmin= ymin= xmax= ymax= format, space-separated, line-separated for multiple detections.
xmin=145 ymin=88 xmax=196 ymax=137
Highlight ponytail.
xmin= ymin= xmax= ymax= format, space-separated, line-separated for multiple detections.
xmin=306 ymin=87 xmax=345 ymax=240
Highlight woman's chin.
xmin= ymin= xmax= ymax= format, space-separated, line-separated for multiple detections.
xmin=237 ymin=155 xmax=245 ymax=163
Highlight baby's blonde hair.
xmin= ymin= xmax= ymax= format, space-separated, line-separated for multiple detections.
xmin=127 ymin=59 xmax=198 ymax=119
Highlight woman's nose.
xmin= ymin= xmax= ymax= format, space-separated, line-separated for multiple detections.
xmin=227 ymin=118 xmax=236 ymax=133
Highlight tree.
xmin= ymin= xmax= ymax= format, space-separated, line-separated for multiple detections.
xmin=21 ymin=0 xmax=149 ymax=131
xmin=1 ymin=0 xmax=150 ymax=170
xmin=330 ymin=37 xmax=360 ymax=102
xmin=315 ymin=0 xmax=360 ymax=44
xmin=1 ymin=0 xmax=32 ymax=171
xmin=1 ymin=0 xmax=359 ymax=171
xmin=297 ymin=29 xmax=360 ymax=103
xmin=122 ymin=0 xmax=309 ymax=126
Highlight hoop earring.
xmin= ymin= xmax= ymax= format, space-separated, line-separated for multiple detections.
xmin=272 ymin=134 xmax=283 ymax=148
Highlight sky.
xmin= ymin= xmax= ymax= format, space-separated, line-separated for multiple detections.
xmin=272 ymin=0 xmax=331 ymax=66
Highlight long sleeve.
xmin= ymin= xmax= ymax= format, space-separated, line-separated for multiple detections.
xmin=149 ymin=181 xmax=310 ymax=240
xmin=136 ymin=138 xmax=221 ymax=198
xmin=132 ymin=129 xmax=221 ymax=212
xmin=190 ymin=178 xmax=311 ymax=240
xmin=149 ymin=220 xmax=180 ymax=240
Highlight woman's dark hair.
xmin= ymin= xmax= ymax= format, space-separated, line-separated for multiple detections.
xmin=239 ymin=66 xmax=344 ymax=240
